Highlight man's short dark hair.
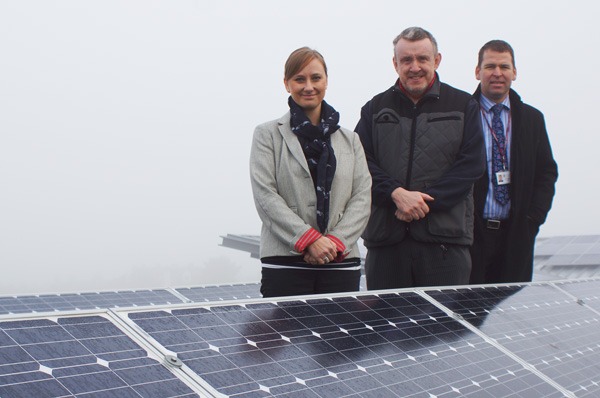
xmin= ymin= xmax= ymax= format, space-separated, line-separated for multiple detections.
xmin=478 ymin=40 xmax=516 ymax=68
xmin=393 ymin=27 xmax=438 ymax=55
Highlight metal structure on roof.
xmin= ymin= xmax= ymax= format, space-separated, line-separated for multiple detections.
xmin=220 ymin=235 xmax=261 ymax=259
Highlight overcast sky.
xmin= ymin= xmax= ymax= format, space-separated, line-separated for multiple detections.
xmin=1 ymin=0 xmax=597 ymax=294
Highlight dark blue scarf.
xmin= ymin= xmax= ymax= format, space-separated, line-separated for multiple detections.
xmin=288 ymin=97 xmax=340 ymax=233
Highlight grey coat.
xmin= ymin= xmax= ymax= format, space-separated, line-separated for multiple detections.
xmin=250 ymin=112 xmax=371 ymax=259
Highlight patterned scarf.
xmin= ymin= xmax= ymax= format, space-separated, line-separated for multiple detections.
xmin=288 ymin=97 xmax=339 ymax=233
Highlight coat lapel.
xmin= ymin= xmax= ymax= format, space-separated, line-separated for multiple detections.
xmin=508 ymin=91 xmax=522 ymax=195
xmin=278 ymin=113 xmax=311 ymax=175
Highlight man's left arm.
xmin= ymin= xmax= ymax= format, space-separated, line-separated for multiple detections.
xmin=425 ymin=98 xmax=486 ymax=211
xmin=528 ymin=114 xmax=558 ymax=225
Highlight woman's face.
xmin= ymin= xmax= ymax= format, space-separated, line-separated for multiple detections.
xmin=284 ymin=58 xmax=328 ymax=112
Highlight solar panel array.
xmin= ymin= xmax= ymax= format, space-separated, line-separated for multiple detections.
xmin=0 ymin=289 xmax=183 ymax=315
xmin=2 ymin=279 xmax=600 ymax=397
xmin=0 ymin=283 xmax=262 ymax=316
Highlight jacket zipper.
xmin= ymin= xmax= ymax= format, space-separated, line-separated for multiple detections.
xmin=405 ymin=103 xmax=419 ymax=190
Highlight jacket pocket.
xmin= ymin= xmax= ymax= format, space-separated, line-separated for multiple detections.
xmin=426 ymin=200 xmax=468 ymax=238
xmin=375 ymin=110 xmax=400 ymax=124
xmin=361 ymin=205 xmax=407 ymax=245
xmin=427 ymin=115 xmax=462 ymax=122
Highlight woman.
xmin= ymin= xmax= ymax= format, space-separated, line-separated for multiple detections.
xmin=250 ymin=47 xmax=371 ymax=298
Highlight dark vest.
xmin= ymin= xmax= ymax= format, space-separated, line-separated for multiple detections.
xmin=363 ymin=82 xmax=475 ymax=247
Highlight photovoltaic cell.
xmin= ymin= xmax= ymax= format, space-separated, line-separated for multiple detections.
xmin=0 ymin=315 xmax=199 ymax=397
xmin=425 ymin=284 xmax=600 ymax=397
xmin=128 ymin=292 xmax=564 ymax=397
xmin=0 ymin=289 xmax=183 ymax=315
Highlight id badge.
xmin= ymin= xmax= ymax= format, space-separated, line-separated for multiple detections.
xmin=496 ymin=170 xmax=511 ymax=185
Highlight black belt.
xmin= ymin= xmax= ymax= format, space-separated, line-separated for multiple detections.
xmin=484 ymin=219 xmax=509 ymax=230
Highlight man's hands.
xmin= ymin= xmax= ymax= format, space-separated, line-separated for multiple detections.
xmin=301 ymin=187 xmax=430 ymax=265
xmin=391 ymin=187 xmax=434 ymax=222
xmin=304 ymin=236 xmax=338 ymax=265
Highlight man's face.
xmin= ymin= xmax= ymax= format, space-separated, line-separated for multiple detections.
xmin=476 ymin=50 xmax=517 ymax=103
xmin=393 ymin=38 xmax=441 ymax=102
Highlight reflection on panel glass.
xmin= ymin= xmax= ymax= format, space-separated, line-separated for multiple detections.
xmin=425 ymin=284 xmax=600 ymax=397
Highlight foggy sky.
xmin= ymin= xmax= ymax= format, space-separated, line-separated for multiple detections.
xmin=1 ymin=0 xmax=597 ymax=294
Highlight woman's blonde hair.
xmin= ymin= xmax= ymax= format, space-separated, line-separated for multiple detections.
xmin=284 ymin=47 xmax=327 ymax=82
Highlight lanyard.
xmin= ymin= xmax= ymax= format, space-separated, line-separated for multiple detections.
xmin=480 ymin=106 xmax=511 ymax=170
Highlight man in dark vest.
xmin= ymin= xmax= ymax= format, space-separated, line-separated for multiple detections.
xmin=356 ymin=27 xmax=485 ymax=289
xmin=470 ymin=40 xmax=558 ymax=284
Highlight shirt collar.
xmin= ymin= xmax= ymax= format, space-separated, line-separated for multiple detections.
xmin=480 ymin=94 xmax=511 ymax=113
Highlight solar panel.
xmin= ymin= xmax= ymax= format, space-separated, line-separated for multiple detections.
xmin=125 ymin=291 xmax=566 ymax=397
xmin=575 ymin=254 xmax=600 ymax=265
xmin=0 ymin=289 xmax=185 ymax=316
xmin=572 ymin=236 xmax=600 ymax=244
xmin=425 ymin=283 xmax=600 ymax=397
xmin=557 ymin=245 xmax=596 ymax=256
xmin=175 ymin=283 xmax=262 ymax=302
xmin=541 ymin=236 xmax=577 ymax=245
xmin=0 ymin=314 xmax=201 ymax=397
xmin=589 ymin=244 xmax=600 ymax=254
xmin=533 ymin=236 xmax=600 ymax=278
xmin=173 ymin=278 xmax=367 ymax=304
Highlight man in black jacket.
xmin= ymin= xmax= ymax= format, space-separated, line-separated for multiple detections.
xmin=470 ymin=40 xmax=558 ymax=284
xmin=356 ymin=27 xmax=485 ymax=289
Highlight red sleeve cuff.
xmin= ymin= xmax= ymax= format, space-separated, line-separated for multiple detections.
xmin=294 ymin=228 xmax=322 ymax=252
xmin=326 ymin=234 xmax=348 ymax=262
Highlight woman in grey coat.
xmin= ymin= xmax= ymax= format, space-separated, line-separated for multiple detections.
xmin=250 ymin=47 xmax=371 ymax=298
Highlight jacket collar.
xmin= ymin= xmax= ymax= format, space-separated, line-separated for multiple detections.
xmin=392 ymin=72 xmax=441 ymax=104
